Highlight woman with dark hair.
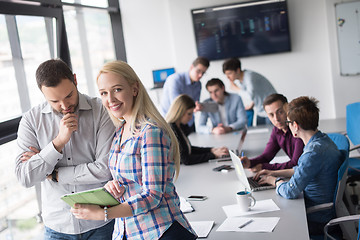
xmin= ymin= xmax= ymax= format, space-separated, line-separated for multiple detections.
xmin=166 ymin=94 xmax=228 ymax=165
xmin=254 ymin=96 xmax=343 ymax=235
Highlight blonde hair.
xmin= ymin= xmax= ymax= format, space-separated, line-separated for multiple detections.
xmin=97 ymin=60 xmax=180 ymax=179
xmin=166 ymin=94 xmax=196 ymax=124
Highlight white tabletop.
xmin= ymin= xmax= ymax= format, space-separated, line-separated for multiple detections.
xmin=175 ymin=126 xmax=310 ymax=239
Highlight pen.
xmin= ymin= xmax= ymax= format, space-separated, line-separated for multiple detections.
xmin=238 ymin=219 xmax=253 ymax=229
xmin=241 ymin=151 xmax=244 ymax=157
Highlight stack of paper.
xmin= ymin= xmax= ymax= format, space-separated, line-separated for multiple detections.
xmin=222 ymin=199 xmax=280 ymax=217
xmin=180 ymin=197 xmax=194 ymax=213
xmin=218 ymin=199 xmax=281 ymax=233
xmin=190 ymin=221 xmax=214 ymax=238
xmin=217 ymin=217 xmax=280 ymax=232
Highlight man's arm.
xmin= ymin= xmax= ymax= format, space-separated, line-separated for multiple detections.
xmin=262 ymin=138 xmax=304 ymax=170
xmin=198 ymin=111 xmax=209 ymax=127
xmin=15 ymin=115 xmax=62 ymax=188
xmin=56 ymin=106 xmax=115 ymax=185
xmin=249 ymin=128 xmax=280 ymax=167
xmin=167 ymin=74 xmax=184 ymax=103
xmin=228 ymin=95 xmax=247 ymax=131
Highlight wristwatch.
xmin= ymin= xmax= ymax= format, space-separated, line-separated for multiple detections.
xmin=275 ymin=177 xmax=284 ymax=185
xmin=51 ymin=169 xmax=58 ymax=182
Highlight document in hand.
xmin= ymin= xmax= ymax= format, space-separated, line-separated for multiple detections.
xmin=61 ymin=187 xmax=121 ymax=208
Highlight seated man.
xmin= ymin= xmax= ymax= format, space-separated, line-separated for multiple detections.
xmin=241 ymin=93 xmax=304 ymax=171
xmin=198 ymin=78 xmax=247 ymax=134
xmin=254 ymin=96 xmax=343 ymax=236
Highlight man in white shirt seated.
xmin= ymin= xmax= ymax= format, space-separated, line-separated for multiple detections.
xmin=198 ymin=78 xmax=247 ymax=134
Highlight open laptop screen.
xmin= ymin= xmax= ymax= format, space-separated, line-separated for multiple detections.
xmin=152 ymin=68 xmax=175 ymax=88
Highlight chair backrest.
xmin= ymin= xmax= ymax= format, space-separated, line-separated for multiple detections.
xmin=328 ymin=133 xmax=357 ymax=239
xmin=328 ymin=133 xmax=350 ymax=154
xmin=346 ymin=102 xmax=360 ymax=146
xmin=328 ymin=133 xmax=349 ymax=207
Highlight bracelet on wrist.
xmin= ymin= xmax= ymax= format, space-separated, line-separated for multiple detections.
xmin=275 ymin=177 xmax=284 ymax=185
xmin=104 ymin=206 xmax=108 ymax=221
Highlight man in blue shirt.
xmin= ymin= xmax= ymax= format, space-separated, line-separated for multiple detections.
xmin=222 ymin=58 xmax=276 ymax=126
xmin=198 ymin=78 xmax=247 ymax=134
xmin=160 ymin=57 xmax=209 ymax=134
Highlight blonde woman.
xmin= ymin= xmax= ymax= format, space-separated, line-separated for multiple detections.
xmin=166 ymin=94 xmax=228 ymax=165
xmin=71 ymin=61 xmax=196 ymax=240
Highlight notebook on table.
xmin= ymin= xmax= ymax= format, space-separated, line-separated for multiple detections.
xmin=229 ymin=150 xmax=275 ymax=192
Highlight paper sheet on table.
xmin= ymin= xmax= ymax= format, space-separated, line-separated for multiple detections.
xmin=270 ymin=155 xmax=290 ymax=164
xmin=222 ymin=199 xmax=280 ymax=217
xmin=190 ymin=221 xmax=214 ymax=238
xmin=180 ymin=197 xmax=194 ymax=213
xmin=216 ymin=217 xmax=280 ymax=232
xmin=246 ymin=128 xmax=269 ymax=134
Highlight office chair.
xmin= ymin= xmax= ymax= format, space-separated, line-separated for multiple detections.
xmin=307 ymin=134 xmax=356 ymax=240
xmin=346 ymin=102 xmax=360 ymax=154
xmin=345 ymin=102 xmax=360 ymax=175
xmin=343 ymin=102 xmax=360 ymax=214
xmin=324 ymin=214 xmax=360 ymax=240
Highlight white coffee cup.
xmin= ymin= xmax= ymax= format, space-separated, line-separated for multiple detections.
xmin=236 ymin=190 xmax=256 ymax=212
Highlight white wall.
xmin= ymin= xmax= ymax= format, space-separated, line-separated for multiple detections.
xmin=119 ymin=0 xmax=360 ymax=120
xmin=325 ymin=0 xmax=360 ymax=117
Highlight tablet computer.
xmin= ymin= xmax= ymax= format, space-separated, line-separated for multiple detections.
xmin=61 ymin=187 xmax=121 ymax=208
xmin=201 ymin=102 xmax=218 ymax=112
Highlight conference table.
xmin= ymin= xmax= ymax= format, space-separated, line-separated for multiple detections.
xmin=175 ymin=118 xmax=346 ymax=239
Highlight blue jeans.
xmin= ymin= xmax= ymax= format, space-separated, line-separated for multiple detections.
xmin=246 ymin=109 xmax=254 ymax=126
xmin=44 ymin=220 xmax=114 ymax=240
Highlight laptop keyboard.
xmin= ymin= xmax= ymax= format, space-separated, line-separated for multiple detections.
xmin=248 ymin=177 xmax=262 ymax=188
xmin=248 ymin=177 xmax=275 ymax=191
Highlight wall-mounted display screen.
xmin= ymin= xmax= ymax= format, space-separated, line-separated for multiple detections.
xmin=191 ymin=0 xmax=291 ymax=61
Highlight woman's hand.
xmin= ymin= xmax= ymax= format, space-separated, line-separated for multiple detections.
xmin=104 ymin=180 xmax=125 ymax=199
xmin=253 ymin=169 xmax=272 ymax=181
xmin=71 ymin=204 xmax=104 ymax=220
xmin=211 ymin=147 xmax=229 ymax=158
xmin=258 ymin=175 xmax=276 ymax=186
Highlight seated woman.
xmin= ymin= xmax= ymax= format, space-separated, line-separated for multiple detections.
xmin=254 ymin=96 xmax=343 ymax=235
xmin=166 ymin=94 xmax=229 ymax=165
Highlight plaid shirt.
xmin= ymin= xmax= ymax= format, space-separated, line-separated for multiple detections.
xmin=109 ymin=122 xmax=195 ymax=240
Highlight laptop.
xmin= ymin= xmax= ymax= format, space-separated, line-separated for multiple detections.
xmin=229 ymin=150 xmax=275 ymax=192
xmin=151 ymin=67 xmax=175 ymax=89
xmin=209 ymin=128 xmax=247 ymax=162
